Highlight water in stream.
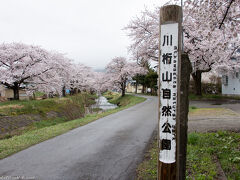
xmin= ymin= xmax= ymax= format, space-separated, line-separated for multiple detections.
xmin=91 ymin=96 xmax=117 ymax=111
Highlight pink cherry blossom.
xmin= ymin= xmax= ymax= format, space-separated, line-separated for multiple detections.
xmin=106 ymin=57 xmax=147 ymax=96
xmin=125 ymin=0 xmax=240 ymax=95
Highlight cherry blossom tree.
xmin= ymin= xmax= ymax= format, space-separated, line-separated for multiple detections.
xmin=184 ymin=0 xmax=240 ymax=95
xmin=124 ymin=7 xmax=159 ymax=63
xmin=68 ymin=63 xmax=96 ymax=94
xmin=106 ymin=57 xmax=147 ymax=96
xmin=0 ymin=43 xmax=72 ymax=99
xmin=91 ymin=72 xmax=111 ymax=93
xmin=125 ymin=0 xmax=240 ymax=95
xmin=33 ymin=52 xmax=73 ymax=97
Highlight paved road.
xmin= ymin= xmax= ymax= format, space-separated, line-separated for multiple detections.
xmin=189 ymin=99 xmax=240 ymax=132
xmin=0 ymin=96 xmax=158 ymax=180
xmin=190 ymin=99 xmax=240 ymax=113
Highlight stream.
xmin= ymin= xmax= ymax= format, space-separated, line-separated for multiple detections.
xmin=91 ymin=96 xmax=117 ymax=111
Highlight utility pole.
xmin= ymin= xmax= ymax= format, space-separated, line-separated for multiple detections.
xmin=158 ymin=5 xmax=191 ymax=180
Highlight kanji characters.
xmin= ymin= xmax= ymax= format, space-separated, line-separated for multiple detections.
xmin=162 ymin=71 xmax=172 ymax=82
xmin=160 ymin=31 xmax=178 ymax=155
xmin=162 ymin=122 xmax=171 ymax=133
xmin=162 ymin=53 xmax=172 ymax=64
xmin=162 ymin=35 xmax=173 ymax=46
xmin=162 ymin=88 xmax=171 ymax=99
xmin=162 ymin=139 xmax=171 ymax=150
xmin=162 ymin=106 xmax=172 ymax=116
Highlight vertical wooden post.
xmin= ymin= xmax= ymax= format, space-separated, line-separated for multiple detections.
xmin=177 ymin=54 xmax=192 ymax=179
xmin=158 ymin=5 xmax=188 ymax=180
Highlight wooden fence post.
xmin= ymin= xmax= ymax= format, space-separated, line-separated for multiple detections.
xmin=158 ymin=5 xmax=191 ymax=179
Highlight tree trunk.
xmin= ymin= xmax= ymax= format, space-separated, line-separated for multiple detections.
xmin=13 ymin=82 xmax=20 ymax=100
xmin=62 ymin=86 xmax=66 ymax=97
xmin=33 ymin=92 xmax=36 ymax=100
xmin=70 ymin=88 xmax=74 ymax=95
xmin=121 ymin=82 xmax=126 ymax=97
xmin=122 ymin=89 xmax=125 ymax=97
xmin=191 ymin=70 xmax=202 ymax=96
xmin=135 ymin=80 xmax=138 ymax=94
xmin=142 ymin=85 xmax=145 ymax=94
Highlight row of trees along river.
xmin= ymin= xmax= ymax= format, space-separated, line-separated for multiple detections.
xmin=1 ymin=0 xmax=239 ymax=99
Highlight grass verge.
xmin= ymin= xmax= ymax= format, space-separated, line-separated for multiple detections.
xmin=0 ymin=94 xmax=146 ymax=160
xmin=0 ymin=93 xmax=97 ymax=139
xmin=189 ymin=93 xmax=240 ymax=101
xmin=189 ymin=106 xmax=197 ymax=113
xmin=0 ymin=93 xmax=97 ymax=116
xmin=106 ymin=92 xmax=240 ymax=101
xmin=188 ymin=107 xmax=239 ymax=117
xmin=103 ymin=91 xmax=146 ymax=107
xmin=136 ymin=131 xmax=240 ymax=180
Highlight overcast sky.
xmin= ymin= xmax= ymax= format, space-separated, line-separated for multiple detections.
xmin=0 ymin=0 xmax=168 ymax=70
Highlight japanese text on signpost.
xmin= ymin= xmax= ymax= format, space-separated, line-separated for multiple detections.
xmin=159 ymin=23 xmax=178 ymax=164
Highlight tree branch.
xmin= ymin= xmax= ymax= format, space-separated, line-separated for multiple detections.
xmin=219 ymin=0 xmax=235 ymax=29
xmin=1 ymin=82 xmax=13 ymax=88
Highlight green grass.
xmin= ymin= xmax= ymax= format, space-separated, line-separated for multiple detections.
xmin=189 ymin=106 xmax=198 ymax=112
xmin=189 ymin=93 xmax=240 ymax=100
xmin=137 ymin=139 xmax=158 ymax=180
xmin=188 ymin=133 xmax=200 ymax=145
xmin=136 ymin=131 xmax=240 ymax=180
xmin=2 ymin=117 xmax=69 ymax=139
xmin=105 ymin=92 xmax=240 ymax=101
xmin=0 ymin=94 xmax=146 ymax=159
xmin=0 ymin=99 xmax=59 ymax=116
xmin=210 ymin=131 xmax=240 ymax=179
xmin=128 ymin=92 xmax=157 ymax=96
xmin=187 ymin=133 xmax=217 ymax=179
xmin=0 ymin=93 xmax=96 ymax=116
xmin=33 ymin=117 xmax=67 ymax=129
xmin=0 ymin=93 xmax=97 ymax=139
xmin=102 ymin=91 xmax=120 ymax=101
xmin=103 ymin=91 xmax=146 ymax=107
xmin=34 ymin=91 xmax=45 ymax=97
xmin=110 ymin=94 xmax=143 ymax=106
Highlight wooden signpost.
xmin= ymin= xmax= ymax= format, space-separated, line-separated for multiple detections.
xmin=158 ymin=5 xmax=191 ymax=180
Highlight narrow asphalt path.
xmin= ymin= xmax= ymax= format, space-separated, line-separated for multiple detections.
xmin=0 ymin=96 xmax=158 ymax=180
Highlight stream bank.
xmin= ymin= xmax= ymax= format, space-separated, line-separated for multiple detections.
xmin=0 ymin=93 xmax=97 ymax=139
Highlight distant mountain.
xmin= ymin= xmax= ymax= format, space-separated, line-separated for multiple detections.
xmin=94 ymin=68 xmax=106 ymax=72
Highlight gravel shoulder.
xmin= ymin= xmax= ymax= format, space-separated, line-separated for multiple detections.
xmin=189 ymin=100 xmax=240 ymax=132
